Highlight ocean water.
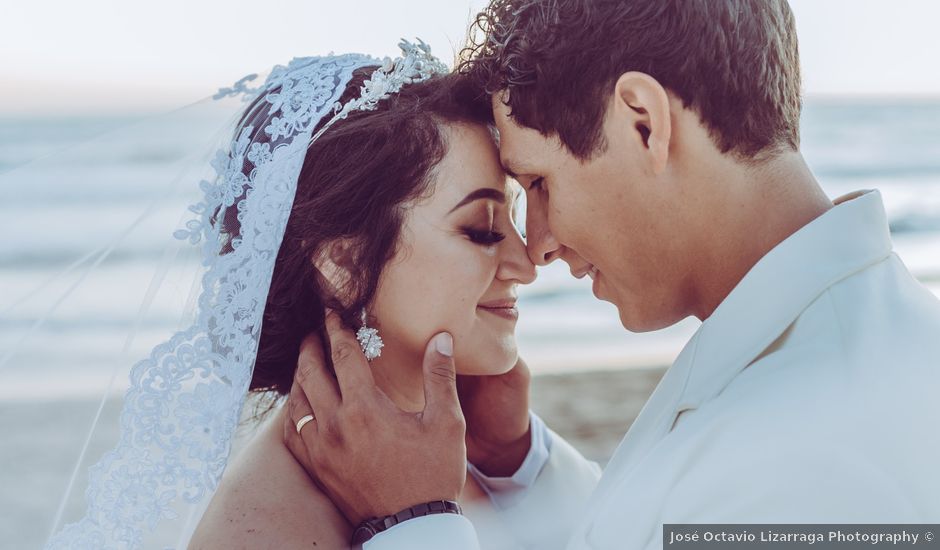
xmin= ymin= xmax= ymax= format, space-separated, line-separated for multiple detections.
xmin=1 ymin=99 xmax=939 ymax=399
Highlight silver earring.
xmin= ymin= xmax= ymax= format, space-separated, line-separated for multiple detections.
xmin=356 ymin=307 xmax=384 ymax=361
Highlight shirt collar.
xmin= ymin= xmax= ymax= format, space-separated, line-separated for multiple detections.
xmin=674 ymin=189 xmax=894 ymax=412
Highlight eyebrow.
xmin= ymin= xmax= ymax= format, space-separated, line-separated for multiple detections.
xmin=448 ymin=188 xmax=507 ymax=214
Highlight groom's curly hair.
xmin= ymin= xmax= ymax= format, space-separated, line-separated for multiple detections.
xmin=458 ymin=0 xmax=802 ymax=162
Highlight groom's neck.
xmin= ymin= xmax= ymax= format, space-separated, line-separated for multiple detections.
xmin=686 ymin=150 xmax=832 ymax=321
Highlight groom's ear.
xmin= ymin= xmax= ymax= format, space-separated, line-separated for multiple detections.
xmin=612 ymin=72 xmax=672 ymax=175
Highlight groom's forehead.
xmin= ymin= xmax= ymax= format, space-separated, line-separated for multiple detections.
xmin=491 ymin=98 xmax=539 ymax=176
xmin=499 ymin=140 xmax=541 ymax=180
xmin=498 ymin=146 xmax=525 ymax=180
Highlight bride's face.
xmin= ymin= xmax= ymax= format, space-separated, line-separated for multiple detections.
xmin=370 ymin=122 xmax=536 ymax=375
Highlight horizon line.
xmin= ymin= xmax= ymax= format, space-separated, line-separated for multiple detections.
xmin=2 ymin=92 xmax=940 ymax=119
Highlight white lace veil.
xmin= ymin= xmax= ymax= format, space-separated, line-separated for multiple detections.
xmin=0 ymin=41 xmax=447 ymax=549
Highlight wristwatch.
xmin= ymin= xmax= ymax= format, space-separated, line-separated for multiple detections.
xmin=350 ymin=500 xmax=463 ymax=547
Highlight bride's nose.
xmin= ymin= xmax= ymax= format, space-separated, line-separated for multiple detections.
xmin=497 ymin=229 xmax=537 ymax=285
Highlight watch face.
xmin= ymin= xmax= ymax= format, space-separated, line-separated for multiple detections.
xmin=351 ymin=523 xmax=378 ymax=545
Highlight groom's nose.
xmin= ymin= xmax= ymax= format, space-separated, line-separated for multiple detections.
xmin=525 ymin=208 xmax=562 ymax=266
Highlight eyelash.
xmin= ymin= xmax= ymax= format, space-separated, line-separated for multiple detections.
xmin=529 ymin=177 xmax=545 ymax=191
xmin=463 ymin=227 xmax=506 ymax=245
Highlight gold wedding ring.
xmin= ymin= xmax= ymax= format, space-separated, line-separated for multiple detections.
xmin=295 ymin=414 xmax=315 ymax=435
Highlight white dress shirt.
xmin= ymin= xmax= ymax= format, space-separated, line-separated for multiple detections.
xmin=466 ymin=411 xmax=554 ymax=509
xmin=366 ymin=189 xmax=940 ymax=549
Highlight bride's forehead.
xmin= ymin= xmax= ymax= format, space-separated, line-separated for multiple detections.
xmin=412 ymin=158 xmax=510 ymax=211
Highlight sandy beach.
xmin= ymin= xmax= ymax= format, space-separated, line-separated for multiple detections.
xmin=0 ymin=365 xmax=666 ymax=548
xmin=530 ymin=366 xmax=667 ymax=463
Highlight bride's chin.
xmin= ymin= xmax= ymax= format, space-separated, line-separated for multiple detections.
xmin=456 ymin=345 xmax=518 ymax=376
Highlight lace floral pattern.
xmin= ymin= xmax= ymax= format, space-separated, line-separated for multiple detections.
xmin=45 ymin=53 xmax=380 ymax=549
xmin=46 ymin=41 xmax=448 ymax=548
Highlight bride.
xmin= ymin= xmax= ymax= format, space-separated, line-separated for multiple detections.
xmin=179 ymin=47 xmax=536 ymax=547
xmin=33 ymin=39 xmax=602 ymax=550
xmin=31 ymin=41 xmax=543 ymax=550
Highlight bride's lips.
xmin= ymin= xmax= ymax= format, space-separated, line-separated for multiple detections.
xmin=477 ymin=299 xmax=519 ymax=321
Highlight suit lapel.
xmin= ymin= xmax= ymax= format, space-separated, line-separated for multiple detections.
xmin=578 ymin=331 xmax=700 ymax=512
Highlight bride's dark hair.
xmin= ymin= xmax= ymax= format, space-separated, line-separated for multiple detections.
xmin=219 ymin=68 xmax=492 ymax=407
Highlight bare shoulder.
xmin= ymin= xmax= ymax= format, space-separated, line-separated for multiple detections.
xmin=188 ymin=402 xmax=351 ymax=549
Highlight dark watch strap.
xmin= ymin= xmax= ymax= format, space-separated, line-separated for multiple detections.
xmin=350 ymin=500 xmax=463 ymax=547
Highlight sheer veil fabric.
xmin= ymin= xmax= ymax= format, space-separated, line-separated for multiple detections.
xmin=0 ymin=43 xmax=446 ymax=549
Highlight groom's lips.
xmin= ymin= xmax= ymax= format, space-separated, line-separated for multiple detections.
xmin=576 ymin=265 xmax=601 ymax=297
xmin=573 ymin=265 xmax=598 ymax=280
xmin=591 ymin=268 xmax=602 ymax=297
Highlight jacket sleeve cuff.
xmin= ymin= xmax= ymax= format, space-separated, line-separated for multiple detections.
xmin=363 ymin=513 xmax=480 ymax=550
xmin=466 ymin=410 xmax=552 ymax=509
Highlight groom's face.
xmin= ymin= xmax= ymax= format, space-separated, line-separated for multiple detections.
xmin=493 ymin=95 xmax=690 ymax=332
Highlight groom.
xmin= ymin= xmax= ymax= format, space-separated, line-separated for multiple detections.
xmin=284 ymin=0 xmax=940 ymax=547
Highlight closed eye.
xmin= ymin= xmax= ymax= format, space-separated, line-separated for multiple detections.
xmin=463 ymin=227 xmax=506 ymax=245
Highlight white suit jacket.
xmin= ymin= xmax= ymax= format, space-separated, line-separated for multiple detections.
xmin=366 ymin=189 xmax=940 ymax=549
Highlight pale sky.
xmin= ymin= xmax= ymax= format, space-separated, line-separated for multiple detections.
xmin=2 ymin=0 xmax=939 ymax=115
